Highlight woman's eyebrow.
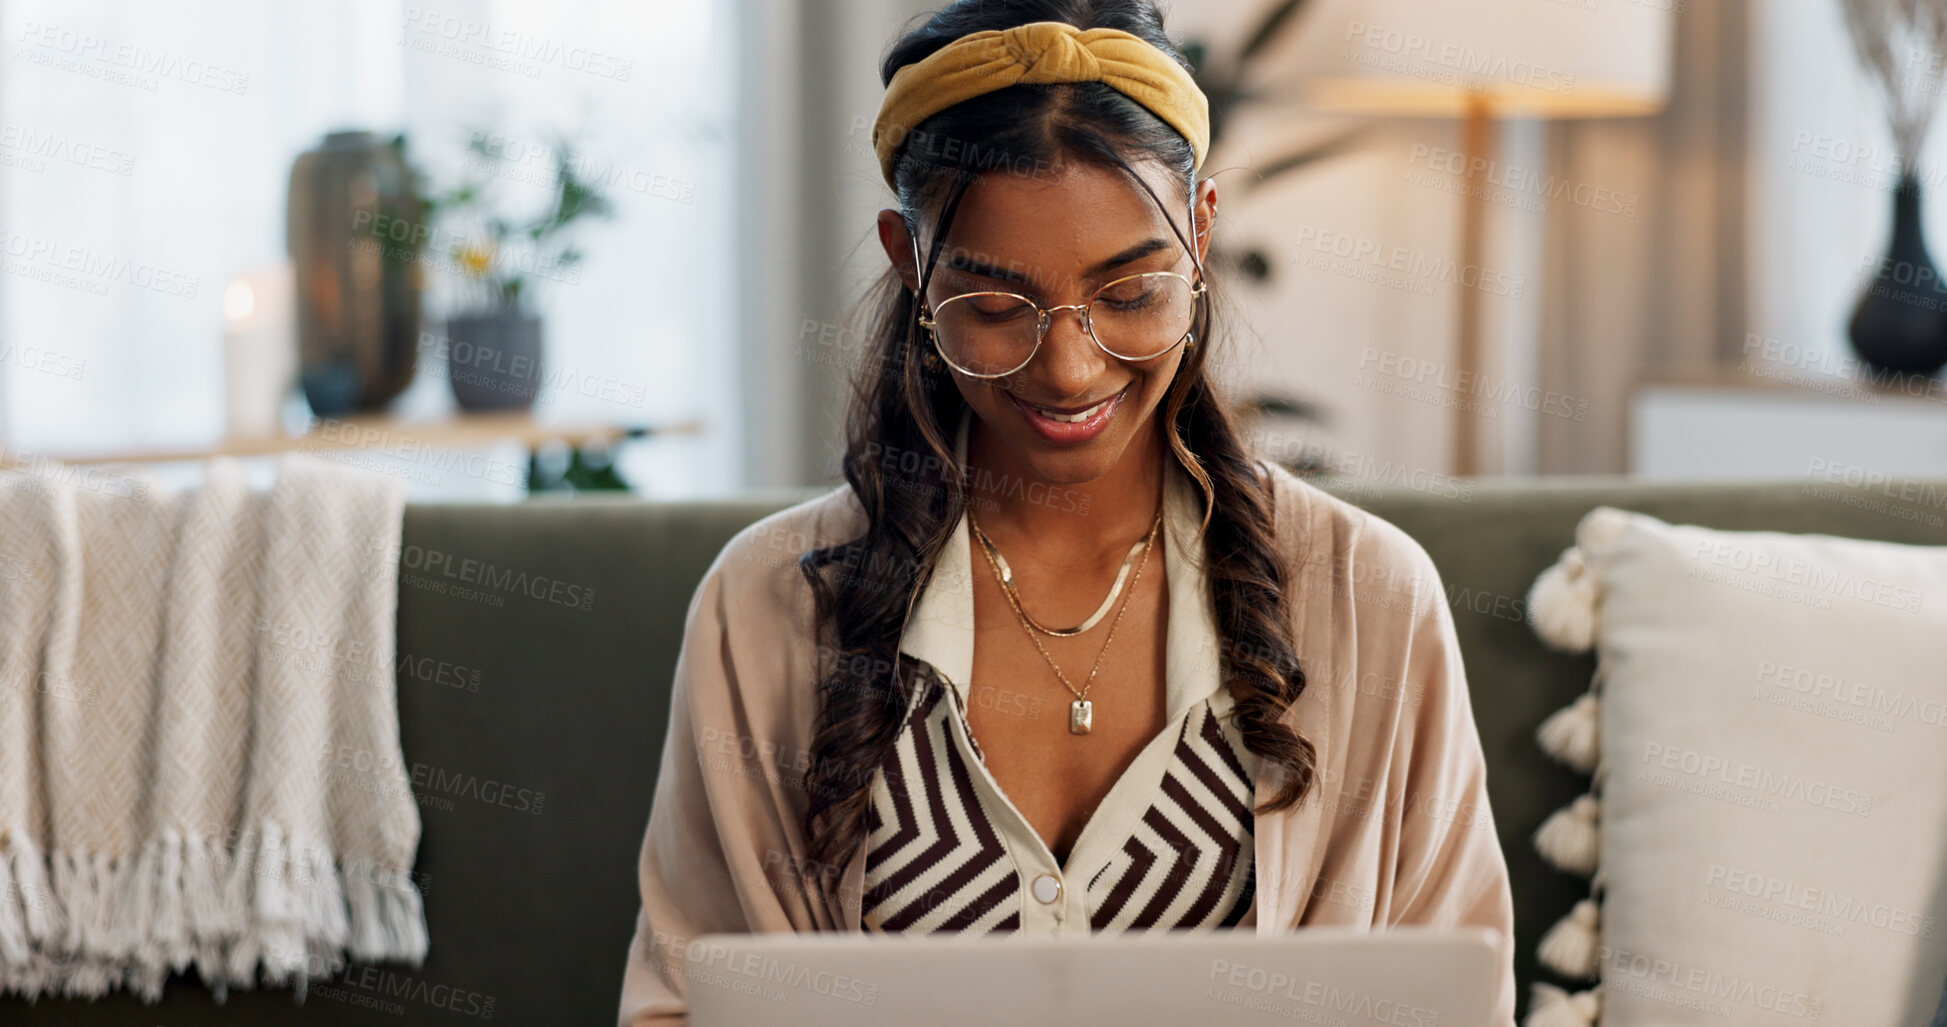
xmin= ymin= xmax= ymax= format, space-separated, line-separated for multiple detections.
xmin=942 ymin=254 xmax=1034 ymax=286
xmin=943 ymin=238 xmax=1173 ymax=287
xmin=1085 ymin=238 xmax=1170 ymax=278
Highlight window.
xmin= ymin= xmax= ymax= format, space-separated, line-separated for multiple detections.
xmin=1 ymin=0 xmax=739 ymax=498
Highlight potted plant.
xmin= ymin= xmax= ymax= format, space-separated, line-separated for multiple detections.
xmin=1184 ymin=0 xmax=1354 ymax=464
xmin=422 ymin=133 xmax=615 ymax=411
xmin=1183 ymin=0 xmax=1360 ymax=285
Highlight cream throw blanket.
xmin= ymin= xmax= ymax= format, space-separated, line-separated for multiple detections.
xmin=0 ymin=454 xmax=426 ymax=1001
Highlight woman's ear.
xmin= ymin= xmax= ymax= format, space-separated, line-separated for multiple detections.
xmin=1191 ymin=179 xmax=1218 ymax=266
xmin=876 ymin=209 xmax=921 ymax=293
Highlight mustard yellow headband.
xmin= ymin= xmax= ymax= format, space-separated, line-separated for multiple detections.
xmin=872 ymin=21 xmax=1210 ymax=189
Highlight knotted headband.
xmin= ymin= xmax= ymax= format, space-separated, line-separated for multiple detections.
xmin=872 ymin=21 xmax=1210 ymax=188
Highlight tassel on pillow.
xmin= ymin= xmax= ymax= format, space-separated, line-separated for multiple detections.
xmin=1527 ymin=546 xmax=1599 ymax=653
xmin=1528 ymin=507 xmax=1632 ymax=654
xmin=1537 ymin=691 xmax=1600 ymax=773
xmin=1526 ymin=982 xmax=1600 ymax=1027
xmin=1537 ymin=898 xmax=1601 ymax=979
xmin=1577 ymin=506 xmax=1632 ymax=550
xmin=1534 ymin=794 xmax=1600 ymax=876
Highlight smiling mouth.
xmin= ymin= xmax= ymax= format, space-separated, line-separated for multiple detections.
xmin=1019 ymin=390 xmax=1124 ymax=423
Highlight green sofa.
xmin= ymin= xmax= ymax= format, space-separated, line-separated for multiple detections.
xmin=7 ymin=474 xmax=1945 ymax=1025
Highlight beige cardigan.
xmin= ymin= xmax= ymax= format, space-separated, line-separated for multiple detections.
xmin=617 ymin=464 xmax=1519 ymax=1026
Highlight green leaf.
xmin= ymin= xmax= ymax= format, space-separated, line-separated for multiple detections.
xmin=1242 ymin=392 xmax=1328 ymax=424
xmin=1239 ymin=0 xmax=1314 ymax=63
xmin=1181 ymin=39 xmax=1208 ymax=73
xmin=1241 ymin=128 xmax=1364 ymax=191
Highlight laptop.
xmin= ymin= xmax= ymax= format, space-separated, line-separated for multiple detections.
xmin=687 ymin=926 xmax=1502 ymax=1027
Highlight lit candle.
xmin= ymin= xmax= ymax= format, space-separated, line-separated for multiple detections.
xmin=222 ymin=263 xmax=297 ymax=439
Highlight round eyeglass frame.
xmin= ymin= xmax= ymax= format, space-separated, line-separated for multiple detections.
xmin=915 ymin=270 xmax=1207 ymax=380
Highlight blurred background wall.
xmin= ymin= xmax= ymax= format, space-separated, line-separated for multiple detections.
xmin=2 ymin=0 xmax=1944 ymax=497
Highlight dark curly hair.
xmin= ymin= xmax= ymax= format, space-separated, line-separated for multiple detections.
xmin=797 ymin=0 xmax=1318 ymax=888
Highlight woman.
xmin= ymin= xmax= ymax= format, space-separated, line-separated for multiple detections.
xmin=619 ymin=2 xmax=1517 ymax=1024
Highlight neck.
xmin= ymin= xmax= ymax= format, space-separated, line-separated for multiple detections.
xmin=964 ymin=415 xmax=1167 ymax=560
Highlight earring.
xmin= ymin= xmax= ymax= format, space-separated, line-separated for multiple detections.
xmin=921 ymin=348 xmax=944 ymax=372
xmin=1184 ymin=331 xmax=1196 ymax=349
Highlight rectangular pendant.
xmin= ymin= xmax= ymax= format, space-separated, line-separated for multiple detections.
xmin=1069 ymin=700 xmax=1092 ymax=735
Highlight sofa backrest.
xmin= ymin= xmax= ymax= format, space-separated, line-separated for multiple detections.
xmin=10 ymin=476 xmax=1946 ymax=1025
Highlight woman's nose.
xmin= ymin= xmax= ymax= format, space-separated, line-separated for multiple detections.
xmin=1031 ymin=303 xmax=1109 ymax=395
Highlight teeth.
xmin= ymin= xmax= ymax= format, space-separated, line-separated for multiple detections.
xmin=1031 ymin=395 xmax=1113 ymax=423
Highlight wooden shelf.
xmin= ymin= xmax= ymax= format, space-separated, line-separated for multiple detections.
xmin=6 ymin=412 xmax=704 ymax=469
xmin=1642 ymin=363 xmax=1947 ymax=408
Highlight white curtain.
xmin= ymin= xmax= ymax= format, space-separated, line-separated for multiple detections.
xmin=732 ymin=0 xmax=937 ymax=487
xmin=0 ymin=0 xmax=740 ymax=497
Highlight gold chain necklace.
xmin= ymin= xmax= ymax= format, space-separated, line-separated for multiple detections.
xmin=969 ymin=513 xmax=1150 ymax=636
xmin=969 ymin=505 xmax=1163 ymax=735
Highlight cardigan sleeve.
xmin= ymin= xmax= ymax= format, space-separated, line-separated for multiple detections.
xmin=616 ymin=535 xmax=830 ymax=1027
xmin=1382 ymin=541 xmax=1520 ymax=1027
xmin=617 ymin=559 xmax=754 ymax=1026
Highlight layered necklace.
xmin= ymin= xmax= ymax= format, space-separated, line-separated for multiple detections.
xmin=968 ymin=503 xmax=1164 ymax=735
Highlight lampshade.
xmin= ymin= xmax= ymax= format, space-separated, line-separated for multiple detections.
xmin=1293 ymin=0 xmax=1674 ymax=119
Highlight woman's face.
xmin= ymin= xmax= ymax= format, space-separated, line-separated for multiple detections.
xmin=879 ymin=161 xmax=1217 ymax=488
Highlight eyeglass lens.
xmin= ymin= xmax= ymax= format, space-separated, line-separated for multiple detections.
xmin=930 ymin=273 xmax=1195 ymax=376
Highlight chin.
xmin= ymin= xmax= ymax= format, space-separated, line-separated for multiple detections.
xmin=1016 ymin=446 xmax=1124 ymax=487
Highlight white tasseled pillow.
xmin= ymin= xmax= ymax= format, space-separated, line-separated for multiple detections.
xmin=1520 ymin=507 xmax=1947 ymax=1026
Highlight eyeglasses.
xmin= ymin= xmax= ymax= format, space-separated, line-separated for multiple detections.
xmin=917 ymin=270 xmax=1206 ymax=379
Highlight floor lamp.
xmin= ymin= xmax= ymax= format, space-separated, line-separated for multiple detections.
xmin=1293 ymin=0 xmax=1673 ymax=475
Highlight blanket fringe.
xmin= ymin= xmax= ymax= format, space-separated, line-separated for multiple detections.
xmin=0 ymin=820 xmax=424 ymax=1004
xmin=0 ymin=831 xmax=44 ymax=965
xmin=0 ymin=841 xmax=21 ymax=968
xmin=345 ymin=856 xmax=429 ymax=962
